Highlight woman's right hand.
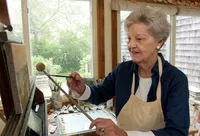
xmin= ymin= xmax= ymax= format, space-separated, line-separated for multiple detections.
xmin=67 ymin=72 xmax=86 ymax=95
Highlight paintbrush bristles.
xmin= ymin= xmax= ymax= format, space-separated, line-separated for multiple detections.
xmin=36 ymin=63 xmax=46 ymax=71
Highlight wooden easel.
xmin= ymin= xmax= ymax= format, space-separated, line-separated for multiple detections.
xmin=0 ymin=1 xmax=48 ymax=135
xmin=0 ymin=0 xmax=10 ymax=26
xmin=0 ymin=0 xmax=14 ymax=120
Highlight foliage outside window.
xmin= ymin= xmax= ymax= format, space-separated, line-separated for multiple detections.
xmin=29 ymin=0 xmax=93 ymax=97
xmin=29 ymin=0 xmax=93 ymax=78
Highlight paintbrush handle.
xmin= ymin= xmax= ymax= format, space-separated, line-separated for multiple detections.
xmin=44 ymin=71 xmax=94 ymax=122
xmin=48 ymin=74 xmax=73 ymax=78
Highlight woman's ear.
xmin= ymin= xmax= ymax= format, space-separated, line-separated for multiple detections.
xmin=157 ymin=40 xmax=165 ymax=49
xmin=156 ymin=46 xmax=160 ymax=50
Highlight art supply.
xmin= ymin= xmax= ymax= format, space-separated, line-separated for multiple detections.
xmin=36 ymin=62 xmax=105 ymax=133
xmin=35 ymin=104 xmax=40 ymax=112
xmin=57 ymin=110 xmax=116 ymax=135
xmin=48 ymin=74 xmax=73 ymax=78
xmin=36 ymin=63 xmax=93 ymax=122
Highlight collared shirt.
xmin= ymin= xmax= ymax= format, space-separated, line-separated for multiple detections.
xmin=86 ymin=53 xmax=190 ymax=136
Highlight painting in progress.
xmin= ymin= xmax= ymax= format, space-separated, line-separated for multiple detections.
xmin=4 ymin=43 xmax=30 ymax=114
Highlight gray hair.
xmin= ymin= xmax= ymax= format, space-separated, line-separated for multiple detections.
xmin=125 ymin=7 xmax=171 ymax=41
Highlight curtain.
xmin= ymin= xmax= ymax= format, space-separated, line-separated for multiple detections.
xmin=111 ymin=0 xmax=200 ymax=16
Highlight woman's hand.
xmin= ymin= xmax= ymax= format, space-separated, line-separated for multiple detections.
xmin=89 ymin=118 xmax=127 ymax=136
xmin=67 ymin=72 xmax=85 ymax=95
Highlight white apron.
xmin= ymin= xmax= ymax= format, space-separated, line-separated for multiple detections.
xmin=117 ymin=57 xmax=165 ymax=131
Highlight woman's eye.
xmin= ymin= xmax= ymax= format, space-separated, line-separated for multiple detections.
xmin=137 ymin=38 xmax=142 ymax=41
xmin=127 ymin=38 xmax=131 ymax=44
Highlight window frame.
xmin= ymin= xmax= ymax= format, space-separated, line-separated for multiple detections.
xmin=19 ymin=0 xmax=101 ymax=100
xmin=22 ymin=0 xmax=99 ymax=78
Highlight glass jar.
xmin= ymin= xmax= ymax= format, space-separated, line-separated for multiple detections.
xmin=51 ymin=91 xmax=62 ymax=110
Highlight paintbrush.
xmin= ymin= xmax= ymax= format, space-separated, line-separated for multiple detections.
xmin=36 ymin=63 xmax=94 ymax=122
xmin=48 ymin=74 xmax=73 ymax=78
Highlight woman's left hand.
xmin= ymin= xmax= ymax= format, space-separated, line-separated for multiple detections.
xmin=89 ymin=118 xmax=127 ymax=136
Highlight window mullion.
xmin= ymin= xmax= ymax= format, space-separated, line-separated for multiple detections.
xmin=170 ymin=15 xmax=176 ymax=66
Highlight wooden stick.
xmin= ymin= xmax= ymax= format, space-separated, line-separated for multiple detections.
xmin=36 ymin=63 xmax=105 ymax=132
xmin=43 ymin=70 xmax=93 ymax=122
xmin=48 ymin=74 xmax=73 ymax=78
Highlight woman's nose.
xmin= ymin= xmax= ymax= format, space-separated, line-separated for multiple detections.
xmin=128 ymin=41 xmax=137 ymax=48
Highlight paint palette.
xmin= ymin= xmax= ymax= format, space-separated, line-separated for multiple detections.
xmin=57 ymin=109 xmax=117 ymax=136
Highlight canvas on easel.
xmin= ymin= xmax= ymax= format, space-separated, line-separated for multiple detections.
xmin=4 ymin=43 xmax=30 ymax=114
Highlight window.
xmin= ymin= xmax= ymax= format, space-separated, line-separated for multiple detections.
xmin=175 ymin=16 xmax=200 ymax=89
xmin=120 ymin=11 xmax=171 ymax=62
xmin=28 ymin=0 xmax=94 ymax=97
xmin=6 ymin=0 xmax=23 ymax=43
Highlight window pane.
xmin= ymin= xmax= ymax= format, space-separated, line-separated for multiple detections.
xmin=120 ymin=11 xmax=131 ymax=62
xmin=29 ymin=0 xmax=93 ymax=97
xmin=120 ymin=11 xmax=171 ymax=62
xmin=175 ymin=16 xmax=200 ymax=89
xmin=6 ymin=0 xmax=23 ymax=42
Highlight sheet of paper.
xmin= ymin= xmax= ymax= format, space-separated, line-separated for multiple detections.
xmin=28 ymin=110 xmax=42 ymax=136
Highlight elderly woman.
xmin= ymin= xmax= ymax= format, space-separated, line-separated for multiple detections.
xmin=67 ymin=7 xmax=189 ymax=136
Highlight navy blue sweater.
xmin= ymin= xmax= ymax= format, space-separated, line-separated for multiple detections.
xmin=87 ymin=54 xmax=190 ymax=136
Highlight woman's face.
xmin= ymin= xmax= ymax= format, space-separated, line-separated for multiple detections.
xmin=127 ymin=23 xmax=160 ymax=64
